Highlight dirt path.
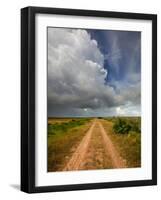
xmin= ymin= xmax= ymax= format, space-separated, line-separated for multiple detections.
xmin=79 ymin=121 xmax=113 ymax=170
xmin=98 ymin=121 xmax=126 ymax=168
xmin=63 ymin=120 xmax=96 ymax=171
xmin=63 ymin=119 xmax=126 ymax=171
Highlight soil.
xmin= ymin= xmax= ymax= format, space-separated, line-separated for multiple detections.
xmin=63 ymin=119 xmax=126 ymax=171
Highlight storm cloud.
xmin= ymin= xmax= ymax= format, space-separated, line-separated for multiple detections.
xmin=47 ymin=28 xmax=141 ymax=117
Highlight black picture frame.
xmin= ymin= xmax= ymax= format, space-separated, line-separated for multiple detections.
xmin=21 ymin=6 xmax=157 ymax=193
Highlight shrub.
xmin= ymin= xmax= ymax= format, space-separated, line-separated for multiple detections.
xmin=113 ymin=117 xmax=141 ymax=134
xmin=130 ymin=120 xmax=141 ymax=133
xmin=113 ymin=118 xmax=131 ymax=134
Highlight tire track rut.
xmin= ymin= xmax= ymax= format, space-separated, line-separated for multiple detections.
xmin=63 ymin=120 xmax=96 ymax=171
xmin=63 ymin=119 xmax=126 ymax=171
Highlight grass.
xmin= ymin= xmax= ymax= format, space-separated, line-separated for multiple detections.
xmin=48 ymin=118 xmax=72 ymax=124
xmin=48 ymin=117 xmax=141 ymax=171
xmin=102 ymin=117 xmax=141 ymax=168
xmin=48 ymin=118 xmax=90 ymax=136
xmin=113 ymin=117 xmax=141 ymax=134
xmin=48 ymin=118 xmax=92 ymax=172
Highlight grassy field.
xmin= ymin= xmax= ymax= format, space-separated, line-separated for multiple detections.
xmin=48 ymin=118 xmax=92 ymax=171
xmin=48 ymin=116 xmax=141 ymax=172
xmin=102 ymin=117 xmax=141 ymax=168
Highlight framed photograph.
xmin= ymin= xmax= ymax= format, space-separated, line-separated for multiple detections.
xmin=21 ymin=6 xmax=157 ymax=193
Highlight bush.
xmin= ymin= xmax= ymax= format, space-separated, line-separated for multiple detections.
xmin=113 ymin=117 xmax=141 ymax=134
xmin=113 ymin=118 xmax=131 ymax=134
xmin=130 ymin=120 xmax=141 ymax=133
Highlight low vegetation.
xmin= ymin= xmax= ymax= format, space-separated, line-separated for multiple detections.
xmin=113 ymin=117 xmax=141 ymax=134
xmin=48 ymin=118 xmax=91 ymax=171
xmin=102 ymin=117 xmax=141 ymax=167
xmin=48 ymin=118 xmax=90 ymax=136
xmin=48 ymin=117 xmax=141 ymax=171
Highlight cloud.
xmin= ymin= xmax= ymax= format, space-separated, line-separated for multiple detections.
xmin=104 ymin=34 xmax=122 ymax=75
xmin=100 ymin=30 xmax=141 ymax=85
xmin=47 ymin=28 xmax=141 ymax=117
xmin=115 ymin=103 xmax=141 ymax=116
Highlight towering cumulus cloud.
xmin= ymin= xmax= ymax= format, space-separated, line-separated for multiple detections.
xmin=47 ymin=28 xmax=141 ymax=117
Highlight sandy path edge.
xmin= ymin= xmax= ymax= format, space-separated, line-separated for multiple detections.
xmin=98 ymin=121 xmax=126 ymax=168
xmin=63 ymin=120 xmax=96 ymax=171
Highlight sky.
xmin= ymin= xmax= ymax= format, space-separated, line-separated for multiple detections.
xmin=47 ymin=27 xmax=141 ymax=117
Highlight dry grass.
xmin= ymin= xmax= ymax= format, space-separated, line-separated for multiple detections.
xmin=101 ymin=119 xmax=141 ymax=168
xmin=48 ymin=119 xmax=92 ymax=172
xmin=48 ymin=118 xmax=72 ymax=124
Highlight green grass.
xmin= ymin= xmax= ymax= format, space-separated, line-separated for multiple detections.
xmin=47 ymin=118 xmax=91 ymax=172
xmin=48 ymin=118 xmax=90 ymax=136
